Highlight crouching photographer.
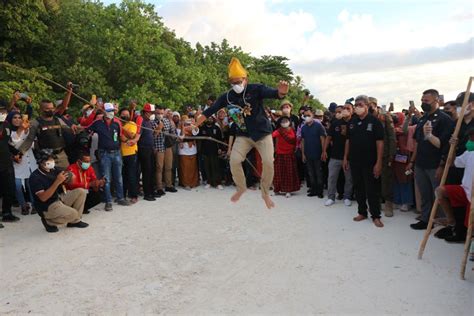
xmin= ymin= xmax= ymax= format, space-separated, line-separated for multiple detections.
xmin=29 ymin=149 xmax=89 ymax=233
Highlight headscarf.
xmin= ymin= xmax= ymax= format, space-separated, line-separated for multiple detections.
xmin=6 ymin=111 xmax=20 ymax=131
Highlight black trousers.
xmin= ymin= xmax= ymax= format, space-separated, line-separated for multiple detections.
xmin=306 ymin=158 xmax=323 ymax=195
xmin=0 ymin=167 xmax=16 ymax=215
xmin=138 ymin=147 xmax=154 ymax=197
xmin=350 ymin=163 xmax=381 ymax=218
xmin=85 ymin=190 xmax=103 ymax=212
xmin=203 ymin=154 xmax=221 ymax=187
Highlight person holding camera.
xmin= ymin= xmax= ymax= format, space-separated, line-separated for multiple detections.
xmin=29 ymin=149 xmax=89 ymax=233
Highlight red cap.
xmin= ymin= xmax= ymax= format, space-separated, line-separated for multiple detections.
xmin=142 ymin=103 xmax=155 ymax=112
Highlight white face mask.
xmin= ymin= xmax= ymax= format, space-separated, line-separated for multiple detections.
xmin=305 ymin=116 xmax=313 ymax=124
xmin=105 ymin=111 xmax=115 ymax=119
xmin=282 ymin=108 xmax=291 ymax=115
xmin=232 ymin=83 xmax=245 ymax=94
xmin=335 ymin=113 xmax=343 ymax=120
xmin=281 ymin=122 xmax=290 ymax=128
xmin=0 ymin=112 xmax=6 ymax=122
xmin=44 ymin=160 xmax=55 ymax=170
xmin=354 ymin=107 xmax=365 ymax=116
xmin=149 ymin=114 xmax=156 ymax=121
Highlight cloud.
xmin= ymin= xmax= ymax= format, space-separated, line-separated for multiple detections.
xmin=157 ymin=0 xmax=474 ymax=107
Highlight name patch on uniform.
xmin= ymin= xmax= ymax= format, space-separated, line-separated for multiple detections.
xmin=367 ymin=123 xmax=373 ymax=131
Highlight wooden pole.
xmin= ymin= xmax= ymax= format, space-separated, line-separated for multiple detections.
xmin=460 ymin=176 xmax=474 ymax=280
xmin=418 ymin=76 xmax=474 ymax=259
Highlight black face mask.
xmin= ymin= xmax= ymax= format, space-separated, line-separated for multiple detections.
xmin=43 ymin=110 xmax=54 ymax=118
xmin=421 ymin=102 xmax=432 ymax=113
xmin=120 ymin=116 xmax=130 ymax=121
xmin=443 ymin=110 xmax=453 ymax=118
xmin=368 ymin=107 xmax=375 ymax=114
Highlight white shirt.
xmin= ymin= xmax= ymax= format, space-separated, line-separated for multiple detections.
xmin=454 ymin=151 xmax=474 ymax=202
xmin=10 ymin=130 xmax=37 ymax=179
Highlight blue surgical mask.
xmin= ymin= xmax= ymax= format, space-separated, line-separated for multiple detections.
xmin=81 ymin=162 xmax=91 ymax=170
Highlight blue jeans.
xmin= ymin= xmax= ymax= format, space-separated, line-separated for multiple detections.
xmin=99 ymin=150 xmax=124 ymax=203
xmin=15 ymin=178 xmax=34 ymax=207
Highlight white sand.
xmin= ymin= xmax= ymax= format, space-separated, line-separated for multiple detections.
xmin=1 ymin=186 xmax=473 ymax=314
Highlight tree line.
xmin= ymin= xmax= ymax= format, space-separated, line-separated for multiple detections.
xmin=0 ymin=0 xmax=323 ymax=114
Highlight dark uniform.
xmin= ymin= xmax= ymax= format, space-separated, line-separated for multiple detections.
xmin=18 ymin=116 xmax=70 ymax=169
xmin=347 ymin=114 xmax=384 ymax=218
xmin=413 ymin=109 xmax=454 ymax=224
xmin=0 ymin=120 xmax=18 ymax=222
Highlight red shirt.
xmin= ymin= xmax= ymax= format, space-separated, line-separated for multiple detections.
xmin=66 ymin=163 xmax=98 ymax=190
xmin=272 ymin=128 xmax=296 ymax=155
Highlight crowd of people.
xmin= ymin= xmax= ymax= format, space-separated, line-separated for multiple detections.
xmin=0 ymin=84 xmax=472 ymax=245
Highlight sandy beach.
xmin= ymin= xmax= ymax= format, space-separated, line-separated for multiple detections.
xmin=1 ymin=186 xmax=472 ymax=314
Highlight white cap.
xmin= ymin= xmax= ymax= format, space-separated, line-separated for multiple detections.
xmin=104 ymin=103 xmax=115 ymax=112
xmin=172 ymin=111 xmax=180 ymax=118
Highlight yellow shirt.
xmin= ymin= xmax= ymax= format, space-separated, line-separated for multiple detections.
xmin=121 ymin=122 xmax=138 ymax=156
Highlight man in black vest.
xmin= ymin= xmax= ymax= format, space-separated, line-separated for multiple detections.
xmin=18 ymin=99 xmax=77 ymax=170
xmin=0 ymin=100 xmax=21 ymax=226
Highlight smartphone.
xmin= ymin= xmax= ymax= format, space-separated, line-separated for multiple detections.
xmin=22 ymin=114 xmax=29 ymax=123
xmin=439 ymin=94 xmax=444 ymax=102
xmin=91 ymin=94 xmax=97 ymax=104
xmin=19 ymin=93 xmax=28 ymax=99
xmin=409 ymin=101 xmax=415 ymax=108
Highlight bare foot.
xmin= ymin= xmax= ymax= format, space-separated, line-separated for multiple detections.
xmin=262 ymin=195 xmax=275 ymax=209
xmin=231 ymin=190 xmax=246 ymax=203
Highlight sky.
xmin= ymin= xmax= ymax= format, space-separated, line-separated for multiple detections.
xmin=104 ymin=0 xmax=474 ymax=109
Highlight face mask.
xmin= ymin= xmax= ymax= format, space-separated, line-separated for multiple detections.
xmin=105 ymin=111 xmax=114 ymax=119
xmin=80 ymin=162 xmax=91 ymax=170
xmin=421 ymin=102 xmax=432 ymax=113
xmin=85 ymin=109 xmax=93 ymax=117
xmin=368 ymin=107 xmax=375 ymax=114
xmin=120 ymin=116 xmax=130 ymax=121
xmin=354 ymin=107 xmax=365 ymax=116
xmin=282 ymin=108 xmax=291 ymax=115
xmin=43 ymin=110 xmax=54 ymax=118
xmin=335 ymin=113 xmax=343 ymax=120
xmin=466 ymin=140 xmax=474 ymax=152
xmin=0 ymin=112 xmax=6 ymax=122
xmin=232 ymin=83 xmax=245 ymax=94
xmin=281 ymin=122 xmax=290 ymax=128
xmin=149 ymin=114 xmax=156 ymax=121
xmin=305 ymin=116 xmax=313 ymax=124
xmin=44 ymin=160 xmax=55 ymax=170
xmin=444 ymin=110 xmax=454 ymax=118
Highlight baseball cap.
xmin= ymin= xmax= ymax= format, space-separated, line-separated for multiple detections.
xmin=142 ymin=103 xmax=155 ymax=112
xmin=104 ymin=103 xmax=115 ymax=112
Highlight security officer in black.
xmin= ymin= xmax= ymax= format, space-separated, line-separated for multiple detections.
xmin=18 ymin=99 xmax=76 ymax=170
xmin=0 ymin=100 xmax=21 ymax=225
xmin=343 ymin=95 xmax=385 ymax=228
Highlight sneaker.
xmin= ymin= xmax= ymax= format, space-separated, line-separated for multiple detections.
xmin=41 ymin=217 xmax=58 ymax=233
xmin=434 ymin=226 xmax=454 ymax=239
xmin=324 ymin=199 xmax=335 ymax=206
xmin=2 ymin=213 xmax=20 ymax=222
xmin=373 ymin=218 xmax=384 ymax=228
xmin=165 ymin=187 xmax=177 ymax=193
xmin=67 ymin=221 xmax=89 ymax=228
xmin=285 ymin=193 xmax=291 ymax=198
xmin=400 ymin=204 xmax=409 ymax=212
xmin=104 ymin=203 xmax=113 ymax=212
xmin=205 ymin=184 xmax=211 ymax=189
xmin=444 ymin=232 xmax=466 ymax=243
xmin=217 ymin=185 xmax=224 ymax=190
xmin=144 ymin=196 xmax=156 ymax=202
xmin=30 ymin=206 xmax=37 ymax=215
xmin=21 ymin=205 xmax=29 ymax=215
xmin=410 ymin=220 xmax=428 ymax=230
xmin=317 ymin=194 xmax=324 ymax=199
xmin=307 ymin=192 xmax=317 ymax=197
xmin=154 ymin=190 xmax=166 ymax=197
xmin=117 ymin=199 xmax=131 ymax=206
xmin=344 ymin=199 xmax=352 ymax=207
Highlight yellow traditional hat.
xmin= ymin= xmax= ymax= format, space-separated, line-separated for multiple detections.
xmin=228 ymin=57 xmax=247 ymax=79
